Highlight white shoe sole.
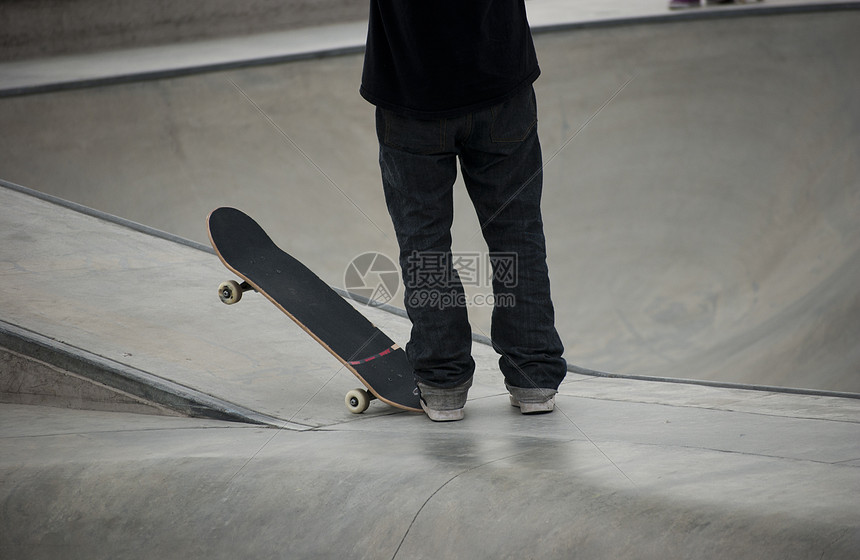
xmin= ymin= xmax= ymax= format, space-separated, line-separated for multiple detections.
xmin=509 ymin=395 xmax=555 ymax=414
xmin=421 ymin=400 xmax=465 ymax=422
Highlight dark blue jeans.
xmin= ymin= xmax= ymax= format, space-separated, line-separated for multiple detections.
xmin=376 ymin=86 xmax=566 ymax=390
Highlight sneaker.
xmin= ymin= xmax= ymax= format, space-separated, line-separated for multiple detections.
xmin=669 ymin=0 xmax=701 ymax=9
xmin=506 ymin=382 xmax=557 ymax=414
xmin=417 ymin=377 xmax=472 ymax=422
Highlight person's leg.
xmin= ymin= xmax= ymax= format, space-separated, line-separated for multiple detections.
xmin=375 ymin=108 xmax=475 ymax=419
xmin=457 ymin=87 xmax=566 ymax=405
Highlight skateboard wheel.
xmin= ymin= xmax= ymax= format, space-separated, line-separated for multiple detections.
xmin=218 ymin=280 xmax=243 ymax=305
xmin=345 ymin=389 xmax=371 ymax=414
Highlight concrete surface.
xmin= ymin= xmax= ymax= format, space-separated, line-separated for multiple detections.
xmin=2 ymin=398 xmax=859 ymax=559
xmin=2 ymin=168 xmax=860 ymax=560
xmin=1 ymin=2 xmax=860 ymax=557
xmin=1 ymin=4 xmax=858 ymax=392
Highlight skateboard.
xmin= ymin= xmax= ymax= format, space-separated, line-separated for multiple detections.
xmin=207 ymin=207 xmax=421 ymax=414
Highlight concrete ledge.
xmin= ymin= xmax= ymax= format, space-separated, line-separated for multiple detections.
xmin=0 ymin=0 xmax=367 ymax=61
xmin=0 ymin=321 xmax=299 ymax=428
xmin=3 ymin=2 xmax=858 ymax=97
xmin=1 ymin=345 xmax=180 ymax=416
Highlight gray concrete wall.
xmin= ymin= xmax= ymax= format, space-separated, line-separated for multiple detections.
xmin=0 ymin=0 xmax=367 ymax=61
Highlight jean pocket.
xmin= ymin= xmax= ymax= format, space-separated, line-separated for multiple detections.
xmin=376 ymin=109 xmax=445 ymax=154
xmin=490 ymin=87 xmax=537 ymax=143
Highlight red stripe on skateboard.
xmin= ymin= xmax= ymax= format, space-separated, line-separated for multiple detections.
xmin=348 ymin=345 xmax=396 ymax=366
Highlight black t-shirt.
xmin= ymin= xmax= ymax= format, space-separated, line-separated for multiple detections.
xmin=360 ymin=0 xmax=540 ymax=118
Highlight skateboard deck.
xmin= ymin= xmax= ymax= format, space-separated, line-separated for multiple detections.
xmin=207 ymin=207 xmax=421 ymax=414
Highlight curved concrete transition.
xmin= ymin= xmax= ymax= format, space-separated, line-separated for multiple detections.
xmin=535 ymin=9 xmax=860 ymax=393
xmin=2 ymin=399 xmax=859 ymax=560
xmin=1 ymin=7 xmax=858 ymax=393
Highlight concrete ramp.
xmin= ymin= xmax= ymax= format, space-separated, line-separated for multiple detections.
xmin=1 ymin=8 xmax=858 ymax=393
xmin=1 ymin=168 xmax=859 ymax=560
xmin=2 ymin=8 xmax=860 ymax=556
